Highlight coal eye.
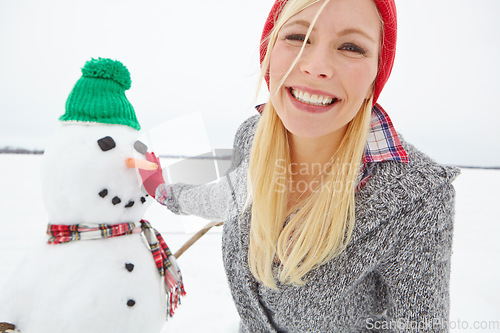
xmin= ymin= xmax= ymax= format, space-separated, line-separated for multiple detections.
xmin=134 ymin=140 xmax=148 ymax=155
xmin=97 ymin=136 xmax=116 ymax=152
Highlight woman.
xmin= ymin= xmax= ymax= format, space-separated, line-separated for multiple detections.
xmin=140 ymin=0 xmax=459 ymax=331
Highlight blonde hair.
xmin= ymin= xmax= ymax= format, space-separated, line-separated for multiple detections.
xmin=247 ymin=0 xmax=376 ymax=288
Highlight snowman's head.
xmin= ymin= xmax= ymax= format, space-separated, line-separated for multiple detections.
xmin=41 ymin=123 xmax=153 ymax=224
xmin=42 ymin=58 xmax=156 ymax=224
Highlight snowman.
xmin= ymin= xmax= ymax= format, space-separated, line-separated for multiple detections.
xmin=0 ymin=58 xmax=184 ymax=333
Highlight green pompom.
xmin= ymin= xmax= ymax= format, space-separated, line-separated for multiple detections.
xmin=81 ymin=57 xmax=132 ymax=90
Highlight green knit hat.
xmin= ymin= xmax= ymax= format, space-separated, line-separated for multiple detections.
xmin=60 ymin=58 xmax=140 ymax=130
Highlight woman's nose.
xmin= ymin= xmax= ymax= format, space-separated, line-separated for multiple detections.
xmin=299 ymin=45 xmax=334 ymax=79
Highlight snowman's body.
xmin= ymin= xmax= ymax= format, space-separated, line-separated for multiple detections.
xmin=0 ymin=123 xmax=167 ymax=332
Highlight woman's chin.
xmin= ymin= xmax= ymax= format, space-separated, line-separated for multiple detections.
xmin=285 ymin=125 xmax=331 ymax=140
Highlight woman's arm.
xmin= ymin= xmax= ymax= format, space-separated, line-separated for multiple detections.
xmin=154 ymin=115 xmax=259 ymax=221
xmin=378 ymin=182 xmax=456 ymax=332
xmin=155 ymin=162 xmax=247 ymax=221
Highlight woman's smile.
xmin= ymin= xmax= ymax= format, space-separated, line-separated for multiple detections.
xmin=286 ymin=86 xmax=341 ymax=113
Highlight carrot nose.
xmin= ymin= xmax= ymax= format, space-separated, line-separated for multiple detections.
xmin=125 ymin=158 xmax=158 ymax=170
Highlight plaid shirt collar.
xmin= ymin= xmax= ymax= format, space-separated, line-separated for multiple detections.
xmin=364 ymin=103 xmax=408 ymax=164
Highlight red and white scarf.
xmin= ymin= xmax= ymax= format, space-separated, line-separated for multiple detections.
xmin=47 ymin=220 xmax=185 ymax=318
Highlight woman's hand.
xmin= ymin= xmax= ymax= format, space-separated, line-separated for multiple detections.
xmin=138 ymin=152 xmax=166 ymax=198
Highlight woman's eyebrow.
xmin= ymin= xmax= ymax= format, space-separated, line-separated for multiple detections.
xmin=283 ymin=19 xmax=315 ymax=30
xmin=337 ymin=28 xmax=376 ymax=43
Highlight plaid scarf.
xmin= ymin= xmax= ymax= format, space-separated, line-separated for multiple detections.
xmin=47 ymin=220 xmax=185 ymax=318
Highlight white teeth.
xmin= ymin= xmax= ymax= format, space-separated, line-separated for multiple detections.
xmin=291 ymin=88 xmax=336 ymax=106
xmin=298 ymin=90 xmax=304 ymax=100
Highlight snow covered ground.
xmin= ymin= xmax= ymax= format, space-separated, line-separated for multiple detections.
xmin=0 ymin=154 xmax=499 ymax=332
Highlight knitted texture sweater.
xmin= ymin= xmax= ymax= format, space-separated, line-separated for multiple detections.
xmin=157 ymin=115 xmax=460 ymax=332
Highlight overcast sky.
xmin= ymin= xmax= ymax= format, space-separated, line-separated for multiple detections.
xmin=0 ymin=0 xmax=499 ymax=167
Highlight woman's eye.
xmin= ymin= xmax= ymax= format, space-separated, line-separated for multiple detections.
xmin=340 ymin=43 xmax=366 ymax=55
xmin=285 ymin=34 xmax=310 ymax=45
xmin=342 ymin=43 xmax=363 ymax=53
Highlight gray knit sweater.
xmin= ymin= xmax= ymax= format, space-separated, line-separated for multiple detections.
xmin=157 ymin=115 xmax=460 ymax=332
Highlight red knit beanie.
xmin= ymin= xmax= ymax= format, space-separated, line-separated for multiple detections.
xmin=260 ymin=0 xmax=397 ymax=105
